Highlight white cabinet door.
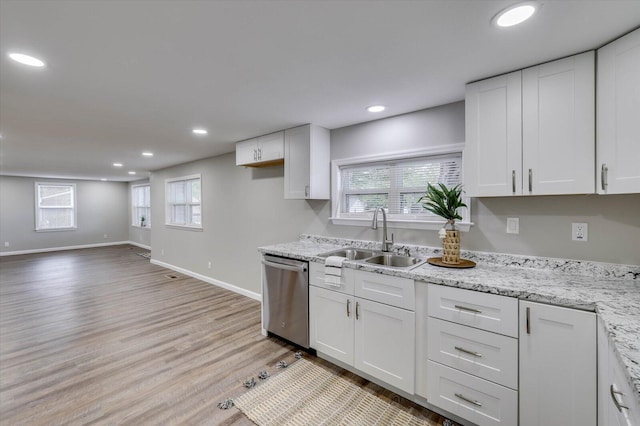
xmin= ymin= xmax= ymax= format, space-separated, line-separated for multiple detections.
xmin=309 ymin=286 xmax=354 ymax=365
xmin=522 ymin=51 xmax=595 ymax=195
xmin=236 ymin=138 xmax=258 ymax=166
xmin=284 ymin=124 xmax=330 ymax=199
xmin=464 ymin=71 xmax=522 ymax=197
xmin=354 ymin=298 xmax=415 ymax=394
xmin=597 ymin=28 xmax=640 ymax=194
xmin=257 ymin=131 xmax=284 ymax=163
xmin=519 ymin=301 xmax=596 ymax=426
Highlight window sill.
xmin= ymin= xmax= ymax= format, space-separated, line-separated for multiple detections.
xmin=329 ymin=217 xmax=472 ymax=232
xmin=35 ymin=227 xmax=77 ymax=232
xmin=165 ymin=224 xmax=203 ymax=231
xmin=132 ymin=225 xmax=151 ymax=229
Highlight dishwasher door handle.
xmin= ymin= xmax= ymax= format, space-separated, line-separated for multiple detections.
xmin=261 ymin=259 xmax=307 ymax=272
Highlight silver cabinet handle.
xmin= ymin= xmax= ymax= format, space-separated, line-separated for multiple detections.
xmin=355 ymin=301 xmax=360 ymax=320
xmin=454 ymin=346 xmax=482 ymax=358
xmin=258 ymin=148 xmax=262 ymax=161
xmin=346 ymin=299 xmax=351 ymax=318
xmin=526 ymin=306 xmax=531 ymax=334
xmin=454 ymin=304 xmax=482 ymax=314
xmin=253 ymin=149 xmax=257 ymax=161
xmin=601 ymin=163 xmax=608 ymax=191
xmin=610 ymin=385 xmax=629 ymax=412
xmin=528 ymin=168 xmax=533 ymax=192
xmin=455 ymin=393 xmax=482 ymax=407
xmin=512 ymin=170 xmax=516 ymax=193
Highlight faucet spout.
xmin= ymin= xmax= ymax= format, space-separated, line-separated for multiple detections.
xmin=372 ymin=207 xmax=394 ymax=252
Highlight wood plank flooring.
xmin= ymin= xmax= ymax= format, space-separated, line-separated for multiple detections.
xmin=0 ymin=245 xmax=448 ymax=425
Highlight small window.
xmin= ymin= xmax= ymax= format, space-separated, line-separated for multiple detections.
xmin=132 ymin=184 xmax=151 ymax=227
xmin=331 ymin=147 xmax=470 ymax=230
xmin=165 ymin=174 xmax=202 ymax=229
xmin=35 ymin=182 xmax=77 ymax=231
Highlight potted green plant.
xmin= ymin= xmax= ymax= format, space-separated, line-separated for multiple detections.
xmin=418 ymin=183 xmax=467 ymax=265
xmin=140 ymin=216 xmax=146 ymax=227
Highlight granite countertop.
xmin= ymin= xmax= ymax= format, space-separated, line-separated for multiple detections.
xmin=259 ymin=234 xmax=640 ymax=403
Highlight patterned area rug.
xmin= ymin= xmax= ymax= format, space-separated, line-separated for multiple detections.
xmin=234 ymin=358 xmax=437 ymax=426
xmin=135 ymin=251 xmax=151 ymax=259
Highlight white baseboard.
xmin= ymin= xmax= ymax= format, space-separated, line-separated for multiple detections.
xmin=128 ymin=241 xmax=151 ymax=250
xmin=150 ymin=258 xmax=261 ymax=301
xmin=0 ymin=241 xmax=131 ymax=257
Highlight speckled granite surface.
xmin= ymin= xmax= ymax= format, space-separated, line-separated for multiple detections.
xmin=259 ymin=234 xmax=640 ymax=403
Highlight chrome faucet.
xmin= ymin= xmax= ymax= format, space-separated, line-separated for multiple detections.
xmin=372 ymin=207 xmax=394 ymax=252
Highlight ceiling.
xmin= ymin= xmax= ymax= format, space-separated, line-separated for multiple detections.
xmin=1 ymin=0 xmax=639 ymax=182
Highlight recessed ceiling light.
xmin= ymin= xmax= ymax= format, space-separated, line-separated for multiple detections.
xmin=100 ymin=178 xmax=107 ymax=181
xmin=142 ymin=152 xmax=154 ymax=157
xmin=493 ymin=2 xmax=538 ymax=27
xmin=128 ymin=171 xmax=136 ymax=175
xmin=192 ymin=128 xmax=208 ymax=135
xmin=367 ymin=105 xmax=386 ymax=113
xmin=113 ymin=163 xmax=123 ymax=167
xmin=8 ymin=52 xmax=46 ymax=67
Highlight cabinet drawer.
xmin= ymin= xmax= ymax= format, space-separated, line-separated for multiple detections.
xmin=354 ymin=270 xmax=414 ymax=310
xmin=309 ymin=262 xmax=354 ymax=295
xmin=427 ymin=361 xmax=518 ymax=426
xmin=427 ymin=317 xmax=518 ymax=390
xmin=428 ymin=284 xmax=518 ymax=337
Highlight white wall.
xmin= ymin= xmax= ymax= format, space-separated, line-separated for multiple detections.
xmin=0 ymin=175 xmax=129 ymax=253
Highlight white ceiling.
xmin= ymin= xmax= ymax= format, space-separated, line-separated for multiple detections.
xmin=1 ymin=0 xmax=639 ymax=182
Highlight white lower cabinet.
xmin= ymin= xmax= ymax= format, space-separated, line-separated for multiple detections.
xmin=427 ymin=361 xmax=518 ymax=426
xmin=309 ymin=272 xmax=415 ymax=394
xmin=309 ymin=285 xmax=354 ymax=365
xmin=598 ymin=317 xmax=640 ymax=426
xmin=519 ymin=300 xmax=597 ymax=426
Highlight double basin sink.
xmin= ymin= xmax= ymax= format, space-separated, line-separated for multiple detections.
xmin=318 ymin=247 xmax=426 ymax=270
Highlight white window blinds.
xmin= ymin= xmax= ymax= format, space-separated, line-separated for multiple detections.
xmin=132 ymin=184 xmax=150 ymax=227
xmin=339 ymin=154 xmax=463 ymax=220
xmin=165 ymin=175 xmax=202 ymax=228
xmin=35 ymin=183 xmax=77 ymax=230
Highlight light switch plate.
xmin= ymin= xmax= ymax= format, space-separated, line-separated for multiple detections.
xmin=507 ymin=217 xmax=519 ymax=234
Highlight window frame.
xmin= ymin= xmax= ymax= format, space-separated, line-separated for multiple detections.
xmin=164 ymin=174 xmax=203 ymax=230
xmin=330 ymin=144 xmax=472 ymax=231
xmin=34 ymin=182 xmax=78 ymax=232
xmin=131 ymin=183 xmax=151 ymax=228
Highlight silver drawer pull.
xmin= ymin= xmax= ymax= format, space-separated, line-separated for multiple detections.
xmin=610 ymin=385 xmax=629 ymax=412
xmin=454 ymin=346 xmax=482 ymax=358
xmin=346 ymin=299 xmax=351 ymax=318
xmin=454 ymin=304 xmax=482 ymax=314
xmin=455 ymin=393 xmax=482 ymax=407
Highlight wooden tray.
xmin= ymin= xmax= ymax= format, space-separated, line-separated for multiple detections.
xmin=427 ymin=257 xmax=476 ymax=269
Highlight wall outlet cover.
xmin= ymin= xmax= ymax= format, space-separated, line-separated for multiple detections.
xmin=572 ymin=222 xmax=588 ymax=242
xmin=507 ymin=217 xmax=519 ymax=234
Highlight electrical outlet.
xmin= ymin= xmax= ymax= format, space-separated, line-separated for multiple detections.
xmin=161 ymin=249 xmax=164 ymax=256
xmin=207 ymin=261 xmax=212 ymax=269
xmin=506 ymin=217 xmax=519 ymax=234
xmin=4 ymin=242 xmax=9 ymax=247
xmin=103 ymin=234 xmax=108 ymax=239
xmin=572 ymin=223 xmax=588 ymax=242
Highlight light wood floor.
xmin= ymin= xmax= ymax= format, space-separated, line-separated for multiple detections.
xmin=0 ymin=245 xmax=448 ymax=425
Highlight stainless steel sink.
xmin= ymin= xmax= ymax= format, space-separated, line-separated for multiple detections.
xmin=318 ymin=247 xmax=376 ymax=260
xmin=363 ymin=253 xmax=425 ymax=269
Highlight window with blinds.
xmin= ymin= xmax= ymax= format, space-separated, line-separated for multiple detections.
xmin=165 ymin=175 xmax=202 ymax=228
xmin=338 ymin=153 xmax=465 ymax=220
xmin=132 ymin=184 xmax=151 ymax=227
xmin=35 ymin=182 xmax=77 ymax=231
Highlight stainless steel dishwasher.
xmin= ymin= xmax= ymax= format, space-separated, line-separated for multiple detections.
xmin=261 ymin=254 xmax=309 ymax=348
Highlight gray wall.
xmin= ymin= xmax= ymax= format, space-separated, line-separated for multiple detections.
xmin=149 ymin=101 xmax=639 ymax=297
xmin=128 ymin=179 xmax=151 ymax=248
xmin=150 ymin=155 xmax=328 ymax=295
xmin=0 ymin=175 xmax=129 ymax=253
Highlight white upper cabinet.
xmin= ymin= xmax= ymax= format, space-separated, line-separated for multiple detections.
xmin=464 ymin=51 xmax=595 ymax=197
xmin=523 ymin=51 xmax=595 ymax=195
xmin=597 ymin=28 xmax=640 ymax=194
xmin=465 ymin=71 xmax=522 ymax=196
xmin=235 ymin=131 xmax=284 ymax=167
xmin=284 ymin=124 xmax=330 ymax=199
